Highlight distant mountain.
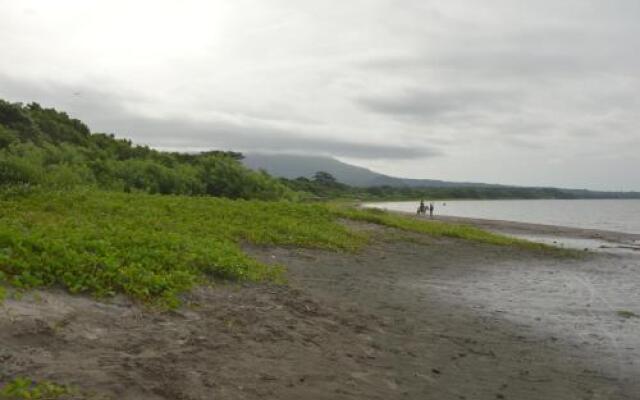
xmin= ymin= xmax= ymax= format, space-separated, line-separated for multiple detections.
xmin=242 ymin=153 xmax=487 ymax=188
xmin=242 ymin=153 xmax=640 ymax=199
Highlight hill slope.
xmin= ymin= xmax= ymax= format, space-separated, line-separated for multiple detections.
xmin=243 ymin=153 xmax=640 ymax=199
xmin=242 ymin=153 xmax=480 ymax=188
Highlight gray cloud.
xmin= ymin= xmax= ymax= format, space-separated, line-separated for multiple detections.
xmin=357 ymin=89 xmax=520 ymax=121
xmin=0 ymin=0 xmax=639 ymax=189
xmin=0 ymin=75 xmax=436 ymax=160
xmin=106 ymin=114 xmax=438 ymax=160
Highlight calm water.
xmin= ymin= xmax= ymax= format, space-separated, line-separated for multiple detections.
xmin=364 ymin=199 xmax=640 ymax=234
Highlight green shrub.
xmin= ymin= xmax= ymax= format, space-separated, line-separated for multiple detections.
xmin=0 ymin=100 xmax=295 ymax=201
xmin=0 ymin=156 xmax=42 ymax=185
xmin=0 ymin=126 xmax=18 ymax=149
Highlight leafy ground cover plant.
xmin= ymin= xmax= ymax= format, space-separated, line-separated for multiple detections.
xmin=0 ymin=189 xmax=365 ymax=307
xmin=0 ymin=189 xmax=548 ymax=306
xmin=0 ymin=377 xmax=73 ymax=399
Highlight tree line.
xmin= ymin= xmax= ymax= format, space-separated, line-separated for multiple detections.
xmin=0 ymin=100 xmax=294 ymax=200
xmin=2 ymin=99 xmax=638 ymax=201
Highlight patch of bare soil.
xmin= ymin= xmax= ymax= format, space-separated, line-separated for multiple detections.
xmin=246 ymin=223 xmax=639 ymax=400
xmin=1 ymin=222 xmax=638 ymax=399
xmin=1 ymin=284 xmax=392 ymax=399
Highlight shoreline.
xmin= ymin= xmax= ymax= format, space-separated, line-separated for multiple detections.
xmin=433 ymin=214 xmax=640 ymax=244
xmin=363 ymin=204 xmax=640 ymax=250
xmin=249 ymin=221 xmax=640 ymax=399
xmin=2 ymin=215 xmax=639 ymax=398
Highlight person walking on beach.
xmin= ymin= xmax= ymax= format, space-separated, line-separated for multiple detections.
xmin=429 ymin=202 xmax=434 ymax=218
xmin=418 ymin=199 xmax=426 ymax=216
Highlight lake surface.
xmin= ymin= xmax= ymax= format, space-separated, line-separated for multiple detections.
xmin=364 ymin=199 xmax=640 ymax=234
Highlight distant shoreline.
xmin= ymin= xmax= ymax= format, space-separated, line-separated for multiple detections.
xmin=434 ymin=214 xmax=640 ymax=244
xmin=361 ymin=203 xmax=640 ymax=246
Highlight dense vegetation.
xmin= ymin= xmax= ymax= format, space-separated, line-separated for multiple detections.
xmin=0 ymin=189 xmax=366 ymax=307
xmin=0 ymin=100 xmax=294 ymax=200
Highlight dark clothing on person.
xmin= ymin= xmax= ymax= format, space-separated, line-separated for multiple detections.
xmin=418 ymin=200 xmax=426 ymax=215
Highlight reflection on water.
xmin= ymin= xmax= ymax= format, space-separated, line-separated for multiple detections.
xmin=364 ymin=199 xmax=640 ymax=235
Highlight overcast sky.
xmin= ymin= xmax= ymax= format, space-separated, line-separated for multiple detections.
xmin=1 ymin=0 xmax=639 ymax=190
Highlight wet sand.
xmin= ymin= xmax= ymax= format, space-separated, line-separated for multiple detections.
xmin=433 ymin=214 xmax=640 ymax=249
xmin=1 ymin=220 xmax=639 ymax=399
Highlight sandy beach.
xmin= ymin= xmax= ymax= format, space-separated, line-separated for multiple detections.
xmin=2 ymin=218 xmax=639 ymax=399
xmin=434 ymin=214 xmax=640 ymax=249
xmin=4 ymin=1 xmax=640 ymax=398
